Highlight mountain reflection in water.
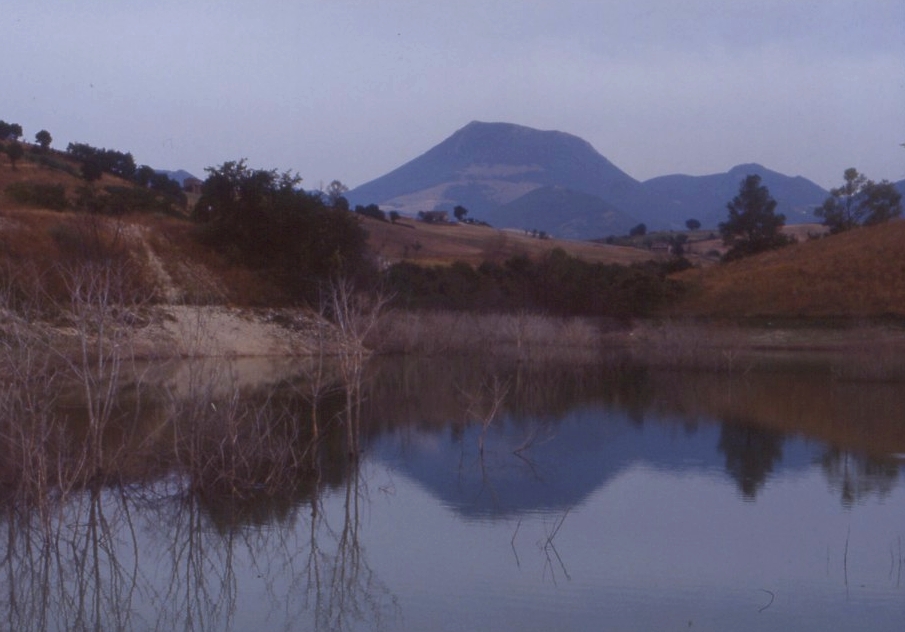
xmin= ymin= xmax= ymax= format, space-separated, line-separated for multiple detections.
xmin=0 ymin=354 xmax=902 ymax=631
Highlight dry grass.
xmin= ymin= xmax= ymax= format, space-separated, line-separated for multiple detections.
xmin=368 ymin=309 xmax=604 ymax=363
xmin=674 ymin=220 xmax=905 ymax=318
xmin=362 ymin=216 xmax=657 ymax=266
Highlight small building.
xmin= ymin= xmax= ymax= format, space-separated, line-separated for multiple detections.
xmin=417 ymin=210 xmax=449 ymax=224
xmin=650 ymin=242 xmax=671 ymax=254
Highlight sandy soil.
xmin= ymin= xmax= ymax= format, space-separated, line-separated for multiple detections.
xmin=128 ymin=305 xmax=340 ymax=358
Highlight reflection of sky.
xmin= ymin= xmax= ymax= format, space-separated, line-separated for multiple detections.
xmin=358 ymin=402 xmax=904 ymax=630
xmin=360 ymin=460 xmax=905 ymax=632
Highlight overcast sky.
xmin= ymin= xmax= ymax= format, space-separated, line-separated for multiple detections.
xmin=4 ymin=0 xmax=903 ymax=190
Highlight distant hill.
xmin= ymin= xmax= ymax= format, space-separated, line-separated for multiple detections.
xmin=348 ymin=121 xmax=830 ymax=238
xmin=641 ymin=164 xmax=828 ymax=228
xmin=155 ymin=169 xmax=198 ymax=186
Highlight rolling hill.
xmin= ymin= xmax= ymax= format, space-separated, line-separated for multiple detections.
xmin=347 ymin=121 xmax=830 ymax=237
xmin=674 ymin=219 xmax=905 ymax=318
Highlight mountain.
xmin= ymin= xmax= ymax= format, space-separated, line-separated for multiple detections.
xmin=347 ymin=121 xmax=643 ymax=226
xmin=348 ymin=121 xmax=829 ymax=238
xmin=640 ymin=164 xmax=828 ymax=228
xmin=493 ymin=185 xmax=637 ymax=239
xmin=155 ymin=169 xmax=198 ymax=186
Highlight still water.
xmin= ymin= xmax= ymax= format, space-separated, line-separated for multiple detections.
xmin=1 ymin=356 xmax=903 ymax=631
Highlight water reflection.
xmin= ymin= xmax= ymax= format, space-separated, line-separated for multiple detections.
xmin=363 ymin=356 xmax=902 ymax=509
xmin=717 ymin=422 xmax=784 ymax=500
xmin=0 ymin=353 xmax=902 ymax=630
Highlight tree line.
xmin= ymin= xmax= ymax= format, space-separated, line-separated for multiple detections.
xmin=386 ymin=249 xmax=686 ymax=318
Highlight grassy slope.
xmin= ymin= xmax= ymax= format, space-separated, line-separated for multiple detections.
xmin=362 ymin=216 xmax=657 ymax=266
xmin=674 ymin=219 xmax=905 ymax=318
xmin=0 ymin=148 xmax=129 ymax=200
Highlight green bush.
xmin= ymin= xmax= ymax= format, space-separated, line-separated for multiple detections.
xmin=386 ymin=248 xmax=686 ymax=318
xmin=5 ymin=182 xmax=68 ymax=211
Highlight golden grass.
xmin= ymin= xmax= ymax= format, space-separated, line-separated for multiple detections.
xmin=673 ymin=220 xmax=905 ymax=318
xmin=0 ymin=147 xmax=127 ymax=206
xmin=362 ymin=216 xmax=657 ymax=266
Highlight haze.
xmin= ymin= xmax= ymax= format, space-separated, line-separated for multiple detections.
xmin=5 ymin=0 xmax=903 ymax=190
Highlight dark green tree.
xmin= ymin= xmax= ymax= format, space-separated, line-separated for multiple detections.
xmin=719 ymin=174 xmax=792 ymax=261
xmin=815 ymin=168 xmax=902 ymax=233
xmin=629 ymin=223 xmax=647 ymax=237
xmin=324 ymin=179 xmax=349 ymax=209
xmin=685 ymin=218 xmax=701 ymax=231
xmin=35 ymin=129 xmax=52 ymax=151
xmin=0 ymin=121 xmax=23 ymax=140
xmin=194 ymin=160 xmax=371 ymax=300
xmin=81 ymin=159 xmax=103 ymax=183
xmin=388 ymin=210 xmax=401 ymax=223
xmin=453 ymin=205 xmax=468 ymax=222
xmin=134 ymin=164 xmax=156 ymax=187
xmin=5 ymin=141 xmax=24 ymax=169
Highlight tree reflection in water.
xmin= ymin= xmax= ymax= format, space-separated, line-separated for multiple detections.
xmin=717 ymin=421 xmax=785 ymax=500
xmin=0 ymin=456 xmax=396 ymax=631
xmin=820 ymin=449 xmax=899 ymax=508
xmin=0 ymin=353 xmax=397 ymax=632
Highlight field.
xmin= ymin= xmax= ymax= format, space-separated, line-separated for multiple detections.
xmin=361 ymin=216 xmax=658 ymax=266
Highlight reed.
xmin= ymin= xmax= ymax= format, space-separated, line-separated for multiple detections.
xmin=368 ymin=309 xmax=604 ymax=363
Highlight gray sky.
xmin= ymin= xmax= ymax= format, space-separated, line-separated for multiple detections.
xmin=5 ymin=0 xmax=903 ymax=190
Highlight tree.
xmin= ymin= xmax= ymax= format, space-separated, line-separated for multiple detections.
xmin=685 ymin=218 xmax=701 ymax=231
xmin=35 ymin=129 xmax=52 ymax=151
xmin=324 ymin=180 xmax=349 ymax=209
xmin=5 ymin=141 xmax=24 ymax=169
xmin=81 ymin=159 xmax=103 ymax=183
xmin=0 ymin=121 xmax=23 ymax=140
xmin=388 ymin=210 xmax=401 ymax=223
xmin=719 ymin=174 xmax=792 ymax=261
xmin=453 ymin=205 xmax=468 ymax=222
xmin=815 ymin=168 xmax=902 ymax=234
xmin=629 ymin=223 xmax=647 ymax=237
xmin=194 ymin=160 xmax=371 ymax=300
xmin=134 ymin=164 xmax=156 ymax=187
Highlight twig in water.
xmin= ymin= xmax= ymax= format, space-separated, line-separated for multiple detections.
xmin=757 ymin=589 xmax=774 ymax=612
xmin=511 ymin=518 xmax=521 ymax=568
xmin=843 ymin=526 xmax=850 ymax=588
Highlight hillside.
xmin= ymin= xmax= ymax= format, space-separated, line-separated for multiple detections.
xmin=361 ymin=215 xmax=656 ymax=267
xmin=674 ymin=220 xmax=905 ymax=318
xmin=0 ymin=149 xmax=659 ymax=304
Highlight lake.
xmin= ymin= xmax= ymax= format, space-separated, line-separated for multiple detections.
xmin=1 ymin=354 xmax=903 ymax=631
